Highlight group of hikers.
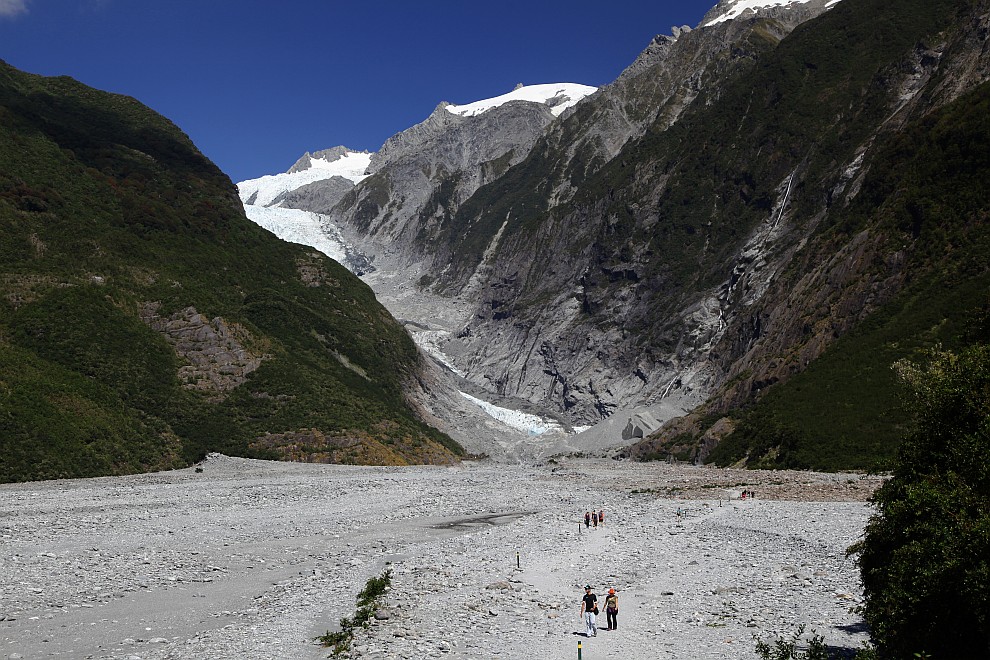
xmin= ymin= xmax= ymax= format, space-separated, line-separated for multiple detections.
xmin=580 ymin=584 xmax=619 ymax=636
xmin=583 ymin=509 xmax=605 ymax=528
xmin=578 ymin=508 xmax=618 ymax=635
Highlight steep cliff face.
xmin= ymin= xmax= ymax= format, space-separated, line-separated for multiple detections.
xmin=626 ymin=0 xmax=990 ymax=467
xmin=242 ymin=0 xmax=876 ymax=428
xmin=531 ymin=0 xmax=837 ymax=211
xmin=407 ymin=0 xmax=851 ymax=425
xmin=423 ymin=0 xmax=989 ymax=454
xmin=321 ymin=86 xmax=594 ymax=262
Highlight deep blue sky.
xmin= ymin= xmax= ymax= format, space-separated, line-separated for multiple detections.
xmin=0 ymin=0 xmax=717 ymax=182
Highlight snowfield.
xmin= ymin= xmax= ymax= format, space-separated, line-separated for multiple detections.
xmin=703 ymin=0 xmax=843 ymax=26
xmin=445 ymin=83 xmax=597 ymax=118
xmin=237 ymin=150 xmax=371 ymax=207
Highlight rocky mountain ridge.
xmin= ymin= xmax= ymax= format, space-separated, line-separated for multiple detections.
xmin=243 ymin=0 xmax=846 ymax=421
xmin=243 ymin=0 xmax=990 ymax=468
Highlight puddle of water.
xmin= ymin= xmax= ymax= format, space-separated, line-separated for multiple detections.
xmin=432 ymin=511 xmax=532 ymax=530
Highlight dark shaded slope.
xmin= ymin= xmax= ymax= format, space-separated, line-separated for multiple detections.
xmin=626 ymin=0 xmax=990 ymax=469
xmin=703 ymin=79 xmax=990 ymax=470
xmin=0 ymin=61 xmax=460 ymax=483
xmin=546 ymin=0 xmax=972 ymax=349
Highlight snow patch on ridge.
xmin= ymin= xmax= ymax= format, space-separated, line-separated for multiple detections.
xmin=703 ymin=0 xmax=842 ymax=26
xmin=237 ymin=150 xmax=372 ymax=207
xmin=445 ymin=83 xmax=597 ymax=118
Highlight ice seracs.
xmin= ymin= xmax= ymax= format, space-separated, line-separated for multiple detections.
xmin=459 ymin=392 xmax=564 ymax=437
xmin=243 ymin=205 xmax=350 ymax=265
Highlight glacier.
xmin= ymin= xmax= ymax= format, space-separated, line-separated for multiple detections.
xmin=237 ymin=150 xmax=371 ymax=207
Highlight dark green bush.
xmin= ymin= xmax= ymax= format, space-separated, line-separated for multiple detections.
xmin=316 ymin=569 xmax=393 ymax=656
xmin=755 ymin=624 xmax=879 ymax=660
xmin=851 ymin=345 xmax=990 ymax=658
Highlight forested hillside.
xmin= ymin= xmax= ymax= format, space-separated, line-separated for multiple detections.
xmin=0 ymin=61 xmax=461 ymax=483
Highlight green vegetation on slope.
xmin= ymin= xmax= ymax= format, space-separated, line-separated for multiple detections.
xmin=710 ymin=79 xmax=990 ymax=470
xmin=439 ymin=0 xmax=968 ymax=297
xmin=709 ymin=274 xmax=990 ymax=471
xmin=0 ymin=61 xmax=459 ymax=483
xmin=851 ymin=345 xmax=990 ymax=658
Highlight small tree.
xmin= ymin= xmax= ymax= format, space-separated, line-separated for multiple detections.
xmin=851 ymin=345 xmax=990 ymax=658
xmin=754 ymin=624 xmax=831 ymax=659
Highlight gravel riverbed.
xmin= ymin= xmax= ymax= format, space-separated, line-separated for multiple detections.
xmin=1 ymin=456 xmax=881 ymax=659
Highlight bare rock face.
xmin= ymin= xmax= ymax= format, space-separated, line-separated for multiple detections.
xmin=243 ymin=0 xmax=990 ymax=462
xmin=366 ymin=102 xmax=463 ymax=174
xmin=274 ymin=175 xmax=355 ymax=214
xmin=273 ymin=148 xmax=370 ymax=215
xmin=287 ymin=146 xmax=358 ymax=174
xmin=256 ymin=6 xmax=850 ymax=429
xmin=140 ymin=303 xmax=264 ymax=398
xmin=427 ymin=0 xmax=990 ymax=433
xmin=622 ymin=411 xmax=662 ymax=441
xmin=409 ymin=15 xmax=826 ymax=424
xmin=328 ymin=99 xmax=558 ymax=250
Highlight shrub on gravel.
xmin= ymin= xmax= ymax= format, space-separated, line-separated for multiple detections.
xmin=316 ymin=568 xmax=393 ymax=657
xmin=754 ymin=625 xmax=831 ymax=659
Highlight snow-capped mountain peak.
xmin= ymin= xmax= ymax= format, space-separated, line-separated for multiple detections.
xmin=444 ymin=83 xmax=597 ymax=118
xmin=703 ymin=0 xmax=843 ymax=27
xmin=237 ymin=147 xmax=372 ymax=207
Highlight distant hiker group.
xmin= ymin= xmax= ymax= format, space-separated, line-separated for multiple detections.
xmin=583 ymin=509 xmax=604 ymax=529
xmin=579 ymin=585 xmax=619 ymax=636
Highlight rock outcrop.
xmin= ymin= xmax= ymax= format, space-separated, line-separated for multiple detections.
xmin=328 ymin=98 xmax=561 ymax=249
xmin=273 ymin=175 xmax=355 ymax=214
xmin=140 ymin=303 xmax=264 ymax=399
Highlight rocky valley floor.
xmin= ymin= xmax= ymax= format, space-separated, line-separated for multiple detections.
xmin=1 ymin=456 xmax=882 ymax=659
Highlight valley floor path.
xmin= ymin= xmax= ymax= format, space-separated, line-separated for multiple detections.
xmin=0 ymin=456 xmax=881 ymax=659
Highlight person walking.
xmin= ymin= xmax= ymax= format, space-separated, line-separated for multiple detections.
xmin=592 ymin=510 xmax=598 ymax=528
xmin=603 ymin=588 xmax=619 ymax=630
xmin=599 ymin=508 xmax=605 ymax=526
xmin=580 ymin=585 xmax=598 ymax=637
xmin=584 ymin=511 xmax=591 ymax=529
